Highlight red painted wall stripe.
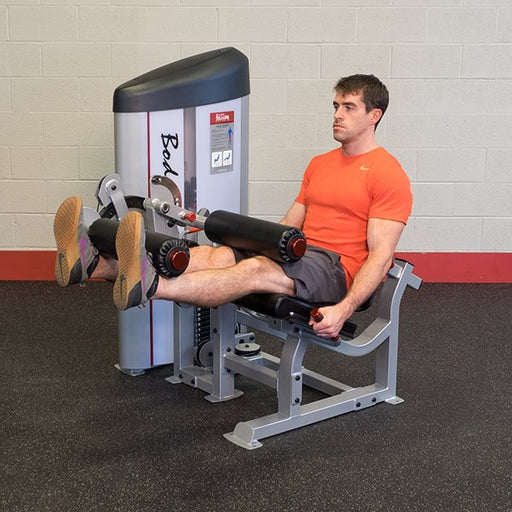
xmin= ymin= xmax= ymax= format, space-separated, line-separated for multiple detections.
xmin=0 ymin=250 xmax=511 ymax=283
xmin=0 ymin=251 xmax=56 ymax=281
xmin=395 ymin=252 xmax=512 ymax=283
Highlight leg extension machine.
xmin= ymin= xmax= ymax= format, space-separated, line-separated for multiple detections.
xmin=89 ymin=176 xmax=422 ymax=449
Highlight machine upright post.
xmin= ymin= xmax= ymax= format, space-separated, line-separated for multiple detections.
xmin=112 ymin=47 xmax=250 ymax=373
xmin=277 ymin=335 xmax=309 ymax=418
xmin=206 ymin=304 xmax=243 ymax=403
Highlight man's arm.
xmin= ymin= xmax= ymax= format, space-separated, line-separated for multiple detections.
xmin=280 ymin=201 xmax=306 ymax=229
xmin=310 ymin=217 xmax=405 ymax=339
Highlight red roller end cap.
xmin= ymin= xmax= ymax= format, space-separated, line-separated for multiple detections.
xmin=168 ymin=249 xmax=189 ymax=271
xmin=184 ymin=212 xmax=197 ymax=223
xmin=290 ymin=237 xmax=307 ymax=258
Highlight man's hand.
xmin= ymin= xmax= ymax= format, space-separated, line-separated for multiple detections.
xmin=309 ymin=300 xmax=355 ymax=339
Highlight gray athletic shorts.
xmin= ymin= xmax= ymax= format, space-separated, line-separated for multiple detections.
xmin=232 ymin=244 xmax=347 ymax=304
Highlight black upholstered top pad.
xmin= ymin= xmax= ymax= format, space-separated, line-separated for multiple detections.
xmin=237 ymin=293 xmax=315 ymax=321
xmin=236 ymin=293 xmax=357 ymax=338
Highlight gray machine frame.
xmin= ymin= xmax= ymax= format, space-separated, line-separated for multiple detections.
xmin=168 ymin=258 xmax=421 ymax=449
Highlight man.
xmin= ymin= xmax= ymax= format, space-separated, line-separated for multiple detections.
xmin=54 ymin=74 xmax=412 ymax=340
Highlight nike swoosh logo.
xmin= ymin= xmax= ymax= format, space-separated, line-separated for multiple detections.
xmin=141 ymin=259 xmax=147 ymax=295
xmin=119 ymin=275 xmax=126 ymax=308
xmin=57 ymin=253 xmax=65 ymax=280
xmin=360 ymin=165 xmax=370 ymax=171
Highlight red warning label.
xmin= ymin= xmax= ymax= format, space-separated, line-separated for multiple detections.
xmin=210 ymin=111 xmax=234 ymax=124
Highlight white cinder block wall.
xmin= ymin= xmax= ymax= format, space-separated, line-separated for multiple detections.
xmin=1 ymin=1 xmax=511 ymax=253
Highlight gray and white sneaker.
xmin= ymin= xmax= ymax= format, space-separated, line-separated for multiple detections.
xmin=54 ymin=196 xmax=99 ymax=287
xmin=113 ymin=211 xmax=159 ymax=310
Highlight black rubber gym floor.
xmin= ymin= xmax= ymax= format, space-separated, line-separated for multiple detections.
xmin=1 ymin=280 xmax=511 ymax=511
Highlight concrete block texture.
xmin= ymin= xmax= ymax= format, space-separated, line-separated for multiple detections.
xmin=497 ymin=8 xmax=512 ymax=42
xmin=322 ymin=44 xmax=391 ymax=79
xmin=11 ymin=147 xmax=80 ymax=180
xmin=219 ymin=8 xmax=287 ymax=42
xmin=0 ymin=180 xmax=47 ymax=214
xmin=111 ymin=43 xmax=181 ymax=78
xmin=0 ymin=7 xmax=6 ymax=42
xmin=0 ymin=43 xmax=41 ymax=76
xmin=249 ymin=181 xmax=301 ymax=217
xmin=0 ymin=113 xmax=43 ymax=146
xmin=426 ymin=8 xmax=497 ymax=43
xmin=43 ymin=43 xmax=111 ymax=77
xmin=482 ymin=218 xmax=512 ymax=251
xmin=453 ymin=184 xmax=512 ymax=217
xmin=79 ymin=7 xmax=148 ymax=42
xmin=14 ymin=214 xmax=54 ymax=248
xmin=251 ymin=44 xmax=320 ymax=79
xmin=0 ymin=2 xmax=511 ymax=253
xmin=0 ymin=147 xmax=10 ymax=179
xmin=43 ymin=113 xmax=113 ymax=147
xmin=10 ymin=6 xmax=77 ymax=42
xmin=11 ymin=78 xmax=79 ymax=112
xmin=417 ymin=149 xmax=485 ymax=183
xmin=0 ymin=78 xmax=9 ymax=112
xmin=398 ymin=217 xmax=482 ymax=252
xmin=0 ymin=215 xmax=14 ymax=247
xmin=392 ymin=45 xmax=461 ymax=79
xmin=462 ymin=45 xmax=512 ymax=79
xmin=410 ymin=183 xmax=454 ymax=217
xmin=485 ymin=150 xmax=512 ymax=183
xmin=287 ymin=8 xmax=356 ymax=43
xmin=46 ymin=180 xmax=100 ymax=214
xmin=148 ymin=8 xmax=217 ymax=42
xmin=356 ymin=8 xmax=427 ymax=43
xmin=250 ymin=79 xmax=286 ymax=113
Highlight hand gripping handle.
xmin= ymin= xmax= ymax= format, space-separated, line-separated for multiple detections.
xmin=310 ymin=307 xmax=340 ymax=342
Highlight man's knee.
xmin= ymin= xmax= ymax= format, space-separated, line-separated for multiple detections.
xmin=188 ymin=245 xmax=235 ymax=271
xmin=238 ymin=255 xmax=295 ymax=295
xmin=237 ymin=254 xmax=270 ymax=272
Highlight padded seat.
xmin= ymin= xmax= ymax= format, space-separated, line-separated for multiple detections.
xmin=236 ymin=293 xmax=365 ymax=339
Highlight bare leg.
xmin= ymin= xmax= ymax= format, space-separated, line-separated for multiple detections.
xmin=99 ymin=241 xmax=291 ymax=308
xmin=54 ymin=197 xmax=270 ymax=306
xmin=112 ymin=211 xmax=295 ymax=310
xmin=91 ymin=256 xmax=118 ymax=281
xmin=154 ymin=255 xmax=295 ymax=307
xmin=91 ymin=244 xmax=234 ymax=282
xmin=184 ymin=244 xmax=237 ymax=273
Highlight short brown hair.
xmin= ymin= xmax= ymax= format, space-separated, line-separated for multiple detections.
xmin=334 ymin=74 xmax=389 ymax=128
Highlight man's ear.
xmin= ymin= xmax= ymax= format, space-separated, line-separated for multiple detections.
xmin=371 ymin=108 xmax=383 ymax=126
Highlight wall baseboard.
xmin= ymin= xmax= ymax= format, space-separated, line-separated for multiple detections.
xmin=0 ymin=250 xmax=511 ymax=283
xmin=394 ymin=252 xmax=512 ymax=283
xmin=0 ymin=251 xmax=57 ymax=281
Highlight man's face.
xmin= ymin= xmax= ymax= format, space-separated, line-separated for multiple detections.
xmin=332 ymin=91 xmax=379 ymax=145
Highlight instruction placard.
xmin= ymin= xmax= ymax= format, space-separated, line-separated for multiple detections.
xmin=210 ymin=111 xmax=234 ymax=174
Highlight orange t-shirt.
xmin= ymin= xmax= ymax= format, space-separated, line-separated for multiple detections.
xmin=295 ymin=146 xmax=412 ymax=287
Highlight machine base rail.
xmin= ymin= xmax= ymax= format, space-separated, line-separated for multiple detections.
xmin=224 ymin=384 xmax=400 ymax=450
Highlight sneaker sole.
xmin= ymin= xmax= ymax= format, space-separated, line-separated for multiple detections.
xmin=53 ymin=196 xmax=82 ymax=287
xmin=113 ymin=211 xmax=144 ymax=310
